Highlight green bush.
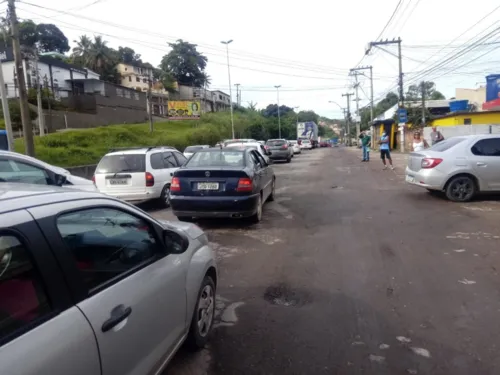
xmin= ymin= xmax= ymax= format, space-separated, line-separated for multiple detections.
xmin=12 ymin=110 xmax=289 ymax=167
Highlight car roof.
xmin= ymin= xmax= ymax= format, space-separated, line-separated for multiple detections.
xmin=105 ymin=146 xmax=177 ymax=156
xmin=226 ymin=142 xmax=261 ymax=147
xmin=0 ymin=150 xmax=69 ymax=174
xmin=0 ymin=183 xmax=107 ymax=215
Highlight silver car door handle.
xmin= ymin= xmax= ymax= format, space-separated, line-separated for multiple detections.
xmin=477 ymin=162 xmax=486 ymax=166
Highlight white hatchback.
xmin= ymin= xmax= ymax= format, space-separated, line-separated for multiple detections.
xmin=94 ymin=146 xmax=188 ymax=207
xmin=289 ymin=140 xmax=301 ymax=154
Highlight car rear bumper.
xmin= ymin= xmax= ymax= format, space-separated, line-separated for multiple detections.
xmin=98 ymin=189 xmax=161 ymax=202
xmin=269 ymin=150 xmax=290 ymax=159
xmin=170 ymin=194 xmax=260 ymax=218
xmin=405 ymin=167 xmax=447 ymax=190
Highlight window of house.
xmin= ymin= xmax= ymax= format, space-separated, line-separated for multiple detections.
xmin=464 ymin=118 xmax=472 ymax=125
xmin=116 ymin=88 xmax=124 ymax=97
xmin=143 ymin=78 xmax=147 ymax=83
xmin=0 ymin=234 xmax=52 ymax=341
xmin=136 ymin=77 xmax=140 ymax=82
xmin=219 ymin=95 xmax=222 ymax=100
xmin=56 ymin=208 xmax=162 ymax=292
xmin=134 ymin=92 xmax=139 ymax=100
xmin=128 ymin=76 xmax=132 ymax=82
xmin=124 ymin=90 xmax=131 ymax=99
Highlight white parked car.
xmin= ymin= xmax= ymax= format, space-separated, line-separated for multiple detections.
xmin=184 ymin=145 xmax=210 ymax=159
xmin=225 ymin=141 xmax=272 ymax=164
xmin=0 ymin=150 xmax=97 ymax=191
xmin=289 ymin=140 xmax=301 ymax=154
xmin=93 ymin=146 xmax=188 ymax=207
xmin=300 ymin=139 xmax=313 ymax=150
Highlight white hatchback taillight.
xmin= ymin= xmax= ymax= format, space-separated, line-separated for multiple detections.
xmin=421 ymin=158 xmax=443 ymax=169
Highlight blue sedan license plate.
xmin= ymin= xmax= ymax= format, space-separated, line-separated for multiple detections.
xmin=198 ymin=182 xmax=219 ymax=190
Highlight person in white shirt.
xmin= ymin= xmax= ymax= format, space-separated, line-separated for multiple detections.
xmin=411 ymin=131 xmax=429 ymax=152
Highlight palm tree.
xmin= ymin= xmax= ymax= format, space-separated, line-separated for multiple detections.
xmin=71 ymin=35 xmax=92 ymax=60
xmin=87 ymin=36 xmax=112 ymax=71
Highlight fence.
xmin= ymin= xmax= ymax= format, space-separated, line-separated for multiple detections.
xmin=422 ymin=124 xmax=500 ymax=144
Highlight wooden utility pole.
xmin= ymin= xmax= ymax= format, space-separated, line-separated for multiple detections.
xmin=8 ymin=0 xmax=35 ymax=156
xmin=421 ymin=81 xmax=426 ymax=126
xmin=342 ymin=92 xmax=354 ymax=146
xmin=147 ymin=75 xmax=153 ymax=133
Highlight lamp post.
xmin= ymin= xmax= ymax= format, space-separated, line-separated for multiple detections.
xmin=275 ymin=85 xmax=281 ymax=138
xmin=221 ymin=39 xmax=235 ymax=139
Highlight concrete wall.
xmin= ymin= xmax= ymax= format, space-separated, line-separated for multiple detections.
xmin=432 ymin=112 xmax=500 ymax=126
xmin=66 ymin=164 xmax=97 ymax=179
xmin=44 ymin=104 xmax=148 ymax=132
xmin=423 ymin=124 xmax=500 ymax=144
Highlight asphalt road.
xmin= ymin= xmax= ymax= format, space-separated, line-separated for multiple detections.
xmin=153 ymin=147 xmax=500 ymax=375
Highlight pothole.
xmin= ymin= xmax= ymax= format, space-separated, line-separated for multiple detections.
xmin=263 ymin=283 xmax=312 ymax=307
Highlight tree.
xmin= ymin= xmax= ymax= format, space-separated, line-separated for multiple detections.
xmin=406 ymin=81 xmax=445 ymax=101
xmin=118 ymin=46 xmax=142 ymax=64
xmin=247 ymin=101 xmax=258 ymax=111
xmin=160 ymin=40 xmax=209 ymax=87
xmin=71 ymin=35 xmax=120 ymax=83
xmin=36 ymin=24 xmax=70 ymax=53
xmin=13 ymin=20 xmax=70 ymax=53
xmin=297 ymin=110 xmax=319 ymax=123
xmin=262 ymin=104 xmax=293 ymax=117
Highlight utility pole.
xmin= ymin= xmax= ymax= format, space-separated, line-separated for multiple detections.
xmin=234 ymin=83 xmax=240 ymax=106
xmin=147 ymin=74 xmax=153 ymax=133
xmin=33 ymin=51 xmax=45 ymax=136
xmin=350 ymin=71 xmax=361 ymax=139
xmin=350 ymin=66 xmax=374 ymax=148
xmin=0 ymin=57 xmax=14 ymax=150
xmin=365 ymin=38 xmax=403 ymax=107
xmin=8 ymin=0 xmax=35 ymax=155
xmin=421 ymin=81 xmax=426 ymax=126
xmin=275 ymin=85 xmax=281 ymax=138
xmin=293 ymin=106 xmax=299 ymax=126
xmin=342 ymin=93 xmax=354 ymax=146
xmin=221 ymin=39 xmax=235 ymax=139
xmin=43 ymin=74 xmax=52 ymax=131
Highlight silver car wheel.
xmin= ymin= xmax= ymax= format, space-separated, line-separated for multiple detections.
xmin=197 ymin=284 xmax=214 ymax=337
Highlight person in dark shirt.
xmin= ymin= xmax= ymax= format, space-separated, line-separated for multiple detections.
xmin=359 ymin=131 xmax=371 ymax=161
xmin=430 ymin=127 xmax=444 ymax=145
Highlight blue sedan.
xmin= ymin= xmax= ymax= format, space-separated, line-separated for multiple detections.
xmin=170 ymin=148 xmax=276 ymax=222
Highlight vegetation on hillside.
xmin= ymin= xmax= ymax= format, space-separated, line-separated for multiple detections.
xmin=11 ymin=106 xmax=334 ymax=167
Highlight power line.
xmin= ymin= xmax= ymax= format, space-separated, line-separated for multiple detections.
xmin=18 ymin=1 xmax=352 ymax=76
xmin=374 ymin=0 xmax=403 ymax=42
xmin=16 ymin=6 xmax=353 ymax=82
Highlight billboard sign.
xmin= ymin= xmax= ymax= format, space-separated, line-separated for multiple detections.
xmin=167 ymin=101 xmax=201 ymax=119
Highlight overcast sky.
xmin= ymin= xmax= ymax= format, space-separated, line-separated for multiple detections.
xmin=12 ymin=0 xmax=500 ymax=118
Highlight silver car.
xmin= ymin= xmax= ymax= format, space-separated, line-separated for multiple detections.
xmin=0 ymin=184 xmax=217 ymax=375
xmin=405 ymin=134 xmax=500 ymax=202
xmin=0 ymin=150 xmax=97 ymax=191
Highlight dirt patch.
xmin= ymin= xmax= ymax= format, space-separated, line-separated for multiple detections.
xmin=263 ymin=283 xmax=312 ymax=307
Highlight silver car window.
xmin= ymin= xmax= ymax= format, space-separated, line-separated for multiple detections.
xmin=0 ymin=159 xmax=49 ymax=185
xmin=56 ymin=208 xmax=162 ymax=293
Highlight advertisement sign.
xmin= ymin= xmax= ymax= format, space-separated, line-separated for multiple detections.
xmin=167 ymin=101 xmax=201 ymax=119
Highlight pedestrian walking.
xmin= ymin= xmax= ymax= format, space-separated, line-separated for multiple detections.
xmin=411 ymin=131 xmax=429 ymax=152
xmin=378 ymin=131 xmax=394 ymax=170
xmin=430 ymin=126 xmax=444 ymax=146
xmin=360 ymin=131 xmax=371 ymax=161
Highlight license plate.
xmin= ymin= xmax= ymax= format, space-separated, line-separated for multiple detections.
xmin=405 ymin=175 xmax=415 ymax=183
xmin=109 ymin=179 xmax=128 ymax=185
xmin=197 ymin=182 xmax=219 ymax=190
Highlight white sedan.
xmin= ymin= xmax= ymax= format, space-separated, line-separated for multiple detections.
xmin=300 ymin=139 xmax=313 ymax=150
xmin=289 ymin=140 xmax=301 ymax=154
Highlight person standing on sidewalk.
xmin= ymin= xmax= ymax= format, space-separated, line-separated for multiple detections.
xmin=411 ymin=131 xmax=429 ymax=152
xmin=360 ymin=131 xmax=371 ymax=161
xmin=430 ymin=126 xmax=444 ymax=146
xmin=378 ymin=131 xmax=394 ymax=170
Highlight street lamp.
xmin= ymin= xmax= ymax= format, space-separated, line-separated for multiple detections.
xmin=221 ymin=39 xmax=235 ymax=139
xmin=275 ymin=85 xmax=281 ymax=138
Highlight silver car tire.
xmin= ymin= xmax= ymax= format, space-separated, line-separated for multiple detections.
xmin=445 ymin=175 xmax=476 ymax=202
xmin=186 ymin=276 xmax=216 ymax=350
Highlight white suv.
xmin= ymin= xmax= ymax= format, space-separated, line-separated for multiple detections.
xmin=94 ymin=146 xmax=188 ymax=206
